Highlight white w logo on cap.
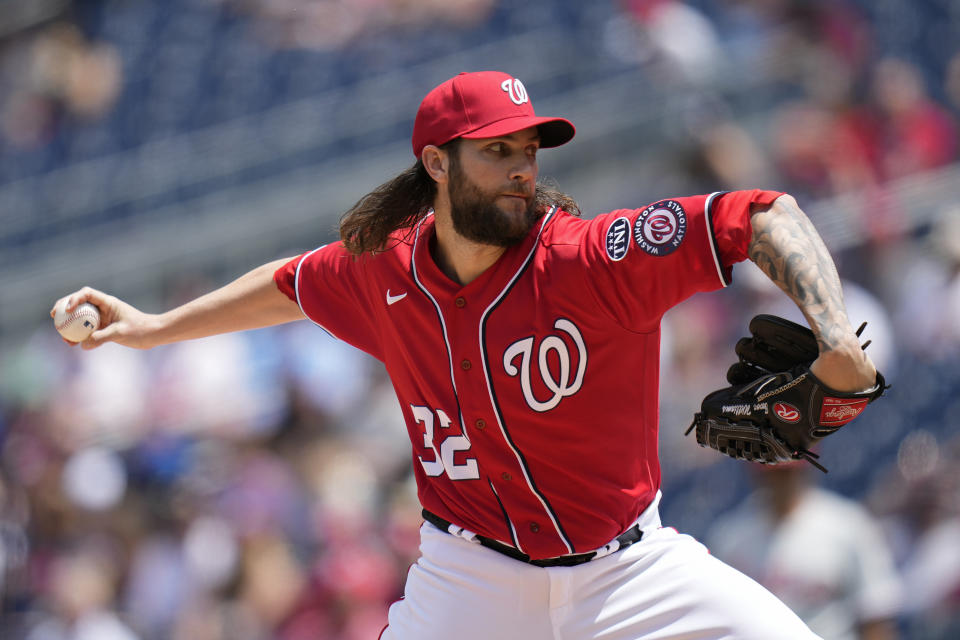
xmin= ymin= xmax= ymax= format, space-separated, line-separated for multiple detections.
xmin=500 ymin=78 xmax=529 ymax=106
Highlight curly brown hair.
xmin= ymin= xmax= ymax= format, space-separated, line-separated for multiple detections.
xmin=338 ymin=141 xmax=580 ymax=256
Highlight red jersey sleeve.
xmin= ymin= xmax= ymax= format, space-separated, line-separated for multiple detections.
xmin=273 ymin=244 xmax=384 ymax=359
xmin=711 ymin=189 xmax=783 ymax=265
xmin=577 ymin=189 xmax=783 ymax=331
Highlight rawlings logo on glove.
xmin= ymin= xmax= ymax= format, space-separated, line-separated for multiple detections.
xmin=774 ymin=403 xmax=800 ymax=422
xmin=685 ymin=314 xmax=887 ymax=472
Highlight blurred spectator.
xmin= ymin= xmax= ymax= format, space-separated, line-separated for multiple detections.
xmin=769 ymin=99 xmax=882 ymax=201
xmin=685 ymin=114 xmax=773 ymax=191
xmin=25 ymin=537 xmax=141 ymax=640
xmin=763 ymin=0 xmax=873 ymax=95
xmin=871 ymin=57 xmax=958 ymax=181
xmin=707 ymin=463 xmax=903 ymax=640
xmin=605 ymin=0 xmax=724 ymax=85
xmin=379 ymin=0 xmax=497 ymax=31
xmin=868 ymin=431 xmax=960 ymax=640
xmin=888 ymin=208 xmax=960 ymax=360
xmin=0 ymin=21 xmax=121 ymax=151
xmin=220 ymin=0 xmax=497 ymax=51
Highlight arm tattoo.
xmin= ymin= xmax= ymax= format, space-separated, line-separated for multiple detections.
xmin=748 ymin=198 xmax=850 ymax=352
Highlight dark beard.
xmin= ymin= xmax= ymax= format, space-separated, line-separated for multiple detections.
xmin=447 ymin=156 xmax=539 ymax=247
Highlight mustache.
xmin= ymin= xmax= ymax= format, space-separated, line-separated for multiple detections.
xmin=504 ymin=181 xmax=534 ymax=198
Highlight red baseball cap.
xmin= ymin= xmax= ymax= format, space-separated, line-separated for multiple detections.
xmin=411 ymin=71 xmax=576 ymax=158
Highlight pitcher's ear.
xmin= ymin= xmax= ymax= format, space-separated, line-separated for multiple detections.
xmin=421 ymin=145 xmax=450 ymax=184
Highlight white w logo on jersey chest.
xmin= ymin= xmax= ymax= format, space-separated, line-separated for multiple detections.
xmin=503 ymin=318 xmax=587 ymax=412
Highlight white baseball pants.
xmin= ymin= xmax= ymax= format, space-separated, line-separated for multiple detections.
xmin=380 ymin=498 xmax=821 ymax=640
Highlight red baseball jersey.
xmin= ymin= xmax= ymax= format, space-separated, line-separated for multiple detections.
xmin=275 ymin=189 xmax=782 ymax=559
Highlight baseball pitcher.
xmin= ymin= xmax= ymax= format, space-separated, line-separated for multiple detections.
xmin=53 ymin=71 xmax=884 ymax=639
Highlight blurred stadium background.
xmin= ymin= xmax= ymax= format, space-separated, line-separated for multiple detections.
xmin=1 ymin=0 xmax=959 ymax=638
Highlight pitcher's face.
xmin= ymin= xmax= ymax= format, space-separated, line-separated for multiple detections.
xmin=447 ymin=128 xmax=541 ymax=247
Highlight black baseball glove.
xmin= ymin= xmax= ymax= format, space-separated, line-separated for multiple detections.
xmin=685 ymin=314 xmax=887 ymax=472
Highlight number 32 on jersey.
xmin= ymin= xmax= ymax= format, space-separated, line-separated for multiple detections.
xmin=411 ymin=405 xmax=480 ymax=480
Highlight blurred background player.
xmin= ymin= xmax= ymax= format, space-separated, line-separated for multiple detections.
xmin=707 ymin=461 xmax=903 ymax=640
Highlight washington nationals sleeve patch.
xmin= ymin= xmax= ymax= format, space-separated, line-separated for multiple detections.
xmin=605 ymin=216 xmax=631 ymax=261
xmin=634 ymin=200 xmax=687 ymax=256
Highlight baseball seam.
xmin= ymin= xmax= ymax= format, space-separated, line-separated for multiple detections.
xmin=56 ymin=306 xmax=99 ymax=337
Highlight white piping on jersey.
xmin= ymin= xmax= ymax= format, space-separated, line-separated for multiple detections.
xmin=488 ymin=479 xmax=521 ymax=548
xmin=410 ymin=213 xmax=472 ymax=447
xmin=477 ymin=206 xmax=576 ymax=555
xmin=703 ymin=191 xmax=729 ymax=288
xmin=294 ymin=245 xmax=342 ymax=341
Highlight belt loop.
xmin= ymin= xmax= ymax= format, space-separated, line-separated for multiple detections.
xmin=449 ymin=525 xmax=480 ymax=544
xmin=591 ymin=539 xmax=621 ymax=561
xmin=423 ymin=509 xmax=481 ymax=544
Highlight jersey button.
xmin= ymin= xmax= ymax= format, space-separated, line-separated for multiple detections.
xmin=460 ymin=359 xmax=472 ymax=370
xmin=474 ymin=419 xmax=486 ymax=430
xmin=501 ymin=472 xmax=512 ymax=481
xmin=455 ymin=296 xmax=466 ymax=308
xmin=529 ymin=522 xmax=540 ymax=533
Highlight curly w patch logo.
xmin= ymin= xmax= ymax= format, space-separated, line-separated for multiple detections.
xmin=503 ymin=319 xmax=587 ymax=412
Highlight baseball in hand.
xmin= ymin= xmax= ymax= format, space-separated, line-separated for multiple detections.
xmin=54 ymin=300 xmax=101 ymax=343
